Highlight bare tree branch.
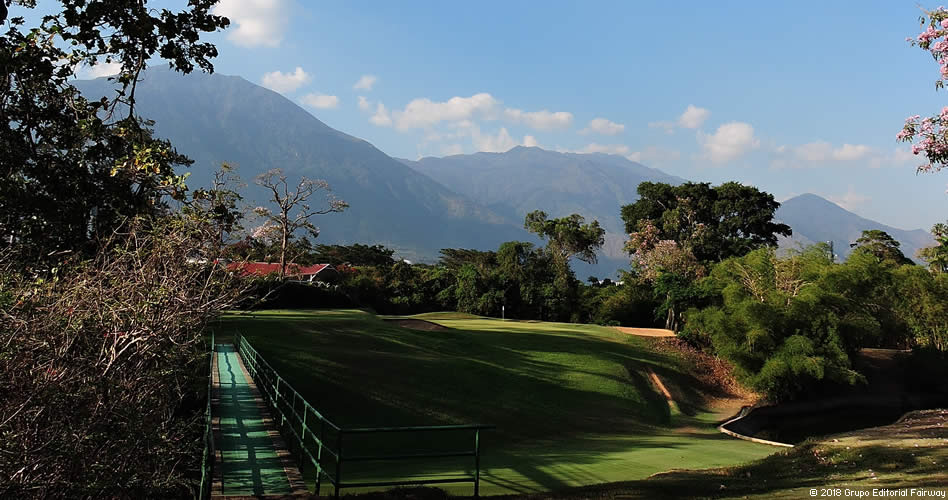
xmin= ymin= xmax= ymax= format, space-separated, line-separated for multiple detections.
xmin=254 ymin=169 xmax=347 ymax=278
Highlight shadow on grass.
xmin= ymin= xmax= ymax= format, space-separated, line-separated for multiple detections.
xmin=524 ymin=441 xmax=947 ymax=499
xmin=211 ymin=310 xmax=767 ymax=495
xmin=499 ymin=411 xmax=948 ymax=499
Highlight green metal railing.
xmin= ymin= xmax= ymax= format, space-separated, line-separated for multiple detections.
xmin=198 ymin=332 xmax=214 ymax=500
xmin=235 ymin=333 xmax=493 ymax=498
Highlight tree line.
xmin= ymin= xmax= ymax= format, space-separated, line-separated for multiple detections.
xmin=235 ymin=180 xmax=948 ymax=405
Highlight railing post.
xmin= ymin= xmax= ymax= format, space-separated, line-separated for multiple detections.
xmin=315 ymin=417 xmax=324 ymax=496
xmin=297 ymin=392 xmax=304 ymax=469
xmin=334 ymin=430 xmax=344 ymax=500
xmin=275 ymin=376 xmax=283 ymax=426
xmin=474 ymin=428 xmax=481 ymax=498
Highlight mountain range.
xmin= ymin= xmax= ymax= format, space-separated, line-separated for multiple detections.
xmin=76 ymin=69 xmax=525 ymax=261
xmin=775 ymin=194 xmax=933 ymax=262
xmin=398 ymin=147 xmax=685 ymax=265
xmin=75 ymin=69 xmax=933 ymax=276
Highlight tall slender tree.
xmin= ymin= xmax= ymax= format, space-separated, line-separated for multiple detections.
xmin=524 ymin=211 xmax=605 ymax=267
xmin=253 ymin=168 xmax=348 ymax=278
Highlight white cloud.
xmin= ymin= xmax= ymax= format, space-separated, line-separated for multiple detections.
xmin=370 ymin=102 xmax=393 ymax=127
xmin=698 ymin=122 xmax=759 ymax=164
xmin=556 ymin=143 xmax=679 ymax=166
xmin=353 ymin=75 xmax=378 ymax=91
xmin=504 ymin=108 xmax=573 ymax=131
xmin=775 ymin=192 xmax=798 ymax=203
xmin=301 ymin=93 xmax=340 ymax=109
xmin=439 ymin=121 xmax=530 ymax=152
xmin=261 ymin=67 xmax=311 ymax=93
xmin=212 ymin=0 xmax=290 ymax=48
xmin=648 ymin=120 xmax=676 ymax=134
xmin=78 ymin=61 xmax=122 ymax=79
xmin=441 ymin=144 xmax=465 ymax=156
xmin=826 ymin=187 xmax=871 ymax=211
xmin=678 ymin=105 xmax=711 ymax=129
xmin=523 ymin=135 xmax=540 ymax=147
xmin=580 ymin=117 xmax=625 ymax=136
xmin=892 ymin=147 xmax=917 ymax=166
xmin=626 ymin=146 xmax=682 ymax=166
xmin=473 ymin=127 xmax=518 ymax=152
xmin=422 ymin=129 xmax=460 ymax=143
xmin=793 ymin=141 xmax=833 ymax=162
xmin=357 ymin=96 xmax=371 ymax=111
xmin=579 ymin=143 xmax=631 ymax=155
xmin=393 ymin=93 xmax=499 ymax=130
xmin=649 ymin=105 xmax=711 ymax=133
xmin=868 ymin=147 xmax=922 ymax=169
xmin=832 ymin=143 xmax=871 ymax=161
xmin=774 ymin=141 xmax=876 ymax=167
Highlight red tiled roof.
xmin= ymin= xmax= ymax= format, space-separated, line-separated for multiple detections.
xmin=226 ymin=262 xmax=331 ymax=277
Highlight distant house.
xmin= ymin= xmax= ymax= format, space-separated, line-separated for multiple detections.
xmin=226 ymin=262 xmax=340 ymax=283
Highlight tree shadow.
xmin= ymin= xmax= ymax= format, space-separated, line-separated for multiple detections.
xmin=214 ymin=312 xmax=769 ymax=495
xmin=216 ymin=349 xmax=293 ymax=496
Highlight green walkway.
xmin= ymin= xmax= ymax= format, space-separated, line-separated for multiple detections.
xmin=212 ymin=344 xmax=305 ymax=497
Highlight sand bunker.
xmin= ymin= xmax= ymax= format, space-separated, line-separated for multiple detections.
xmin=382 ymin=318 xmax=450 ymax=331
xmin=613 ymin=326 xmax=676 ymax=337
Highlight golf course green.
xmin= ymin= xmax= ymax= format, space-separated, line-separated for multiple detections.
xmin=214 ymin=309 xmax=777 ymax=495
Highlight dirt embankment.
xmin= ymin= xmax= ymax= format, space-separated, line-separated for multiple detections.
xmin=649 ymin=337 xmax=760 ymax=412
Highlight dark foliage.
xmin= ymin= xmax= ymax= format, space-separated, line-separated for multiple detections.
xmin=621 ymin=181 xmax=791 ymax=263
xmin=0 ymin=217 xmax=246 ymax=498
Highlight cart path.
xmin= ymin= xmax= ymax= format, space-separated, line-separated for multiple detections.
xmin=211 ymin=344 xmax=307 ymax=497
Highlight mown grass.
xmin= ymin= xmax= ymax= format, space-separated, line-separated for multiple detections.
xmin=499 ymin=409 xmax=948 ymax=499
xmin=213 ymin=309 xmax=775 ymax=495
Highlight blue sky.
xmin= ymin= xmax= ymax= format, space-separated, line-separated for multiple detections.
xmin=74 ymin=0 xmax=948 ymax=231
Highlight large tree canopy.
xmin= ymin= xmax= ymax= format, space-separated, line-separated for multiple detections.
xmin=1 ymin=0 xmax=229 ymax=263
xmin=621 ymin=181 xmax=791 ymax=264
xmin=849 ymin=229 xmax=914 ymax=266
xmin=524 ymin=210 xmax=605 ymax=265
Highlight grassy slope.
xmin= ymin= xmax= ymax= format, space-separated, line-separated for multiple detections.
xmin=214 ymin=309 xmax=775 ymax=495
xmin=512 ymin=409 xmax=948 ymax=499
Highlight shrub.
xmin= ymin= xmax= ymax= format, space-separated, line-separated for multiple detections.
xmin=684 ymin=247 xmax=865 ymax=401
xmin=0 ymin=216 xmax=245 ymax=498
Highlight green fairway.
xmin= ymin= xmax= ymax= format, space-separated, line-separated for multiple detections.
xmin=214 ymin=309 xmax=776 ymax=495
xmin=513 ymin=409 xmax=948 ymax=499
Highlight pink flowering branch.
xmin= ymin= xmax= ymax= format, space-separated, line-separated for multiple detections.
xmin=900 ymin=7 xmax=948 ymax=176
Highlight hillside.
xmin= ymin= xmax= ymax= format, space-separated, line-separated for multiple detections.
xmin=400 ymin=147 xmax=684 ymax=270
xmin=73 ymin=71 xmax=932 ymax=273
xmin=400 ymin=147 xmax=690 ymax=277
xmin=400 ymin=147 xmax=684 ymax=235
xmin=401 ymin=148 xmax=934 ymax=271
xmin=776 ymin=194 xmax=934 ymax=262
xmin=74 ymin=69 xmax=527 ymax=261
